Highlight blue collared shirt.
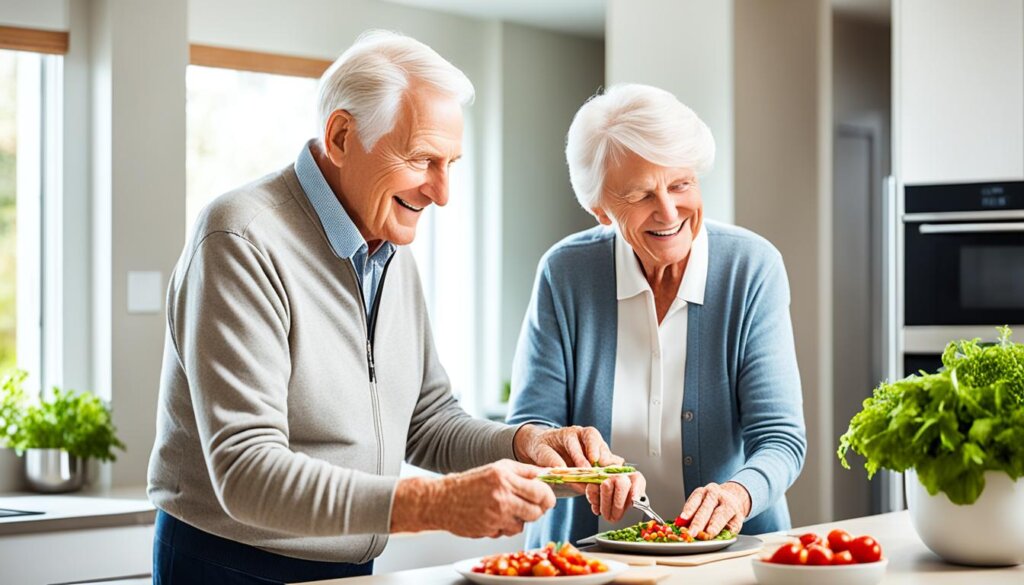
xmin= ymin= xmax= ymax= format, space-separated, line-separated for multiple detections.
xmin=295 ymin=140 xmax=396 ymax=321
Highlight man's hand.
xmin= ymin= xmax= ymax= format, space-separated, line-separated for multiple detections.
xmin=677 ymin=481 xmax=751 ymax=537
xmin=512 ymin=424 xmax=623 ymax=468
xmin=583 ymin=472 xmax=647 ymax=524
xmin=390 ymin=460 xmax=556 ymax=538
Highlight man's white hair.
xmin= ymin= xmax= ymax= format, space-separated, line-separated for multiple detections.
xmin=317 ymin=30 xmax=475 ymax=151
xmin=565 ymin=83 xmax=715 ymax=214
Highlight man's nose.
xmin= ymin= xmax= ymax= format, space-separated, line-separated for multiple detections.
xmin=423 ymin=165 xmax=450 ymax=207
xmin=653 ymin=190 xmax=678 ymax=222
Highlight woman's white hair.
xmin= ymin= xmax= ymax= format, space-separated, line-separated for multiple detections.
xmin=565 ymin=83 xmax=715 ymax=214
xmin=317 ymin=30 xmax=475 ymax=151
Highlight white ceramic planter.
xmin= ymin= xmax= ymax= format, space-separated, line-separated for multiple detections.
xmin=906 ymin=468 xmax=1024 ymax=566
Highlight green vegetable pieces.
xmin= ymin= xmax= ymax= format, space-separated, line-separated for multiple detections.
xmin=538 ymin=466 xmax=636 ymax=484
xmin=837 ymin=326 xmax=1024 ymax=505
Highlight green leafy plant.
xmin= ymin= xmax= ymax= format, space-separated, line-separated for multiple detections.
xmin=0 ymin=370 xmax=126 ymax=462
xmin=837 ymin=326 xmax=1024 ymax=505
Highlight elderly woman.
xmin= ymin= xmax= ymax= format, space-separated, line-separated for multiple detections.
xmin=508 ymin=84 xmax=807 ymax=547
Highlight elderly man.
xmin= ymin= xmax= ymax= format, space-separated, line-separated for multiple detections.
xmin=147 ymin=31 xmax=625 ymax=585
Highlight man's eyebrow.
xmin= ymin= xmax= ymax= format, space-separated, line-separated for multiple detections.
xmin=623 ymin=182 xmax=654 ymax=194
xmin=410 ymin=149 xmax=462 ymax=163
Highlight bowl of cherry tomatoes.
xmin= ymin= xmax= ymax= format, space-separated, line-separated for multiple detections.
xmin=751 ymin=529 xmax=887 ymax=585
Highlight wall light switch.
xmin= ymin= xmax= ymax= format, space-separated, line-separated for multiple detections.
xmin=127 ymin=271 xmax=164 ymax=314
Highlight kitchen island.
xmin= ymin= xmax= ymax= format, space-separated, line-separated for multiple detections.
xmin=297 ymin=511 xmax=1024 ymax=584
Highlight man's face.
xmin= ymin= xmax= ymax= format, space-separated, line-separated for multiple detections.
xmin=328 ymin=84 xmax=464 ymax=246
xmin=593 ymin=149 xmax=703 ymax=272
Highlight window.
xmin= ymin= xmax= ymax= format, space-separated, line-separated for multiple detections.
xmin=0 ymin=49 xmax=52 ymax=387
xmin=186 ymin=65 xmax=319 ymax=230
xmin=186 ymin=62 xmax=481 ymax=415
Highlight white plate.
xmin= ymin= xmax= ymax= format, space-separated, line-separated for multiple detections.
xmin=453 ymin=557 xmax=629 ymax=585
xmin=751 ymin=558 xmax=888 ymax=585
xmin=594 ymin=533 xmax=738 ymax=555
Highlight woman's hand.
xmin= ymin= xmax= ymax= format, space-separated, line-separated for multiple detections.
xmin=677 ymin=481 xmax=751 ymax=537
xmin=583 ymin=472 xmax=646 ymax=524
xmin=512 ymin=424 xmax=622 ymax=468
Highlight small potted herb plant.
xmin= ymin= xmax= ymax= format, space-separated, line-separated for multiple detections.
xmin=837 ymin=326 xmax=1024 ymax=566
xmin=0 ymin=370 xmax=126 ymax=493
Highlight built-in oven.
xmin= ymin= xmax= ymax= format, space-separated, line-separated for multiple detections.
xmin=901 ymin=181 xmax=1024 ymax=372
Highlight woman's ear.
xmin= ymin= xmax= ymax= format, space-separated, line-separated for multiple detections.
xmin=323 ymin=109 xmax=356 ymax=167
xmin=591 ymin=206 xmax=613 ymax=226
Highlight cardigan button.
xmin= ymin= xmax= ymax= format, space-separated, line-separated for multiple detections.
xmin=684 ymin=410 xmax=694 ymax=422
xmin=684 ymin=456 xmax=693 ymax=466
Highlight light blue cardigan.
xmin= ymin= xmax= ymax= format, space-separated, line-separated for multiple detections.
xmin=507 ymin=220 xmax=807 ymax=547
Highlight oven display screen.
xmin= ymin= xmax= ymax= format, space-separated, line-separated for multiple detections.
xmin=960 ymin=246 xmax=1024 ymax=309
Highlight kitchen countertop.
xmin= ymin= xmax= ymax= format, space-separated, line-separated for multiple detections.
xmin=298 ymin=511 xmax=1024 ymax=584
xmin=0 ymin=490 xmax=155 ymax=536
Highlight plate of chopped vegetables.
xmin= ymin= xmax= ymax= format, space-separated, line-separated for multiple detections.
xmin=594 ymin=520 xmax=738 ymax=554
xmin=454 ymin=542 xmax=628 ymax=584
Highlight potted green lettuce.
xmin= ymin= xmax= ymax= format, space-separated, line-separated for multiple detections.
xmin=0 ymin=370 xmax=125 ymax=492
xmin=837 ymin=326 xmax=1024 ymax=566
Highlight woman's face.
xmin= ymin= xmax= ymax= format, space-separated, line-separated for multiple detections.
xmin=593 ymin=149 xmax=703 ymax=272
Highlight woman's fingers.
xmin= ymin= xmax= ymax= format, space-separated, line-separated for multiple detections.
xmin=704 ymin=504 xmax=734 ymax=537
xmin=679 ymin=486 xmax=706 ymax=521
xmin=686 ymin=485 xmax=720 ymax=535
xmin=585 ymin=484 xmax=601 ymax=515
xmin=609 ymin=476 xmax=631 ymax=523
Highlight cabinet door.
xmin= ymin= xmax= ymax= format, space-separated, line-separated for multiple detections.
xmin=898 ymin=0 xmax=1024 ymax=184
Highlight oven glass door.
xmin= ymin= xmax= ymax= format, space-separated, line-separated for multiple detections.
xmin=905 ymin=221 xmax=1024 ymax=325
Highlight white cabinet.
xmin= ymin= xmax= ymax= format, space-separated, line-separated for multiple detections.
xmin=896 ymin=0 xmax=1024 ymax=184
xmin=0 ymin=524 xmax=154 ymax=584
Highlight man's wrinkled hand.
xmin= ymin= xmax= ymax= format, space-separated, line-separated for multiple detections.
xmin=391 ymin=459 xmax=556 ymax=538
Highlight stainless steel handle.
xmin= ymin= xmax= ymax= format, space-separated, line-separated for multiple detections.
xmin=918 ymin=222 xmax=1024 ymax=234
xmin=904 ymin=210 xmax=1024 ymax=223
xmin=632 ymin=495 xmax=666 ymax=525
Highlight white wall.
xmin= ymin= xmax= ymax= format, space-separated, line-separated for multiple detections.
xmin=498 ymin=22 xmax=604 ymax=404
xmin=0 ymin=0 xmax=68 ymax=31
xmin=89 ymin=0 xmax=188 ymax=488
xmin=606 ymin=0 xmax=734 ymax=224
xmin=734 ymin=0 xmax=832 ymax=527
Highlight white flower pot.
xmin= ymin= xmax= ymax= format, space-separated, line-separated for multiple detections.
xmin=906 ymin=468 xmax=1024 ymax=566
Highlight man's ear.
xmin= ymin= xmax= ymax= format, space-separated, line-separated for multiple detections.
xmin=323 ymin=109 xmax=356 ymax=167
xmin=591 ymin=206 xmax=613 ymax=226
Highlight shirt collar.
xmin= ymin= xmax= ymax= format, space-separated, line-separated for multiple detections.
xmin=295 ymin=139 xmax=395 ymax=261
xmin=614 ymin=222 xmax=708 ymax=305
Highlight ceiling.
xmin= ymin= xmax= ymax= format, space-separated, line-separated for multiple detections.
xmin=379 ymin=0 xmax=890 ymax=40
xmin=379 ymin=0 xmax=607 ymax=39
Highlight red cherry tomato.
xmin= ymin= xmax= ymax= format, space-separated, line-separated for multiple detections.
xmin=850 ymin=535 xmax=883 ymax=563
xmin=827 ymin=529 xmax=853 ymax=552
xmin=806 ymin=543 xmax=834 ymax=565
xmin=674 ymin=514 xmax=690 ymax=527
xmin=769 ymin=543 xmax=806 ymax=565
xmin=832 ymin=550 xmax=856 ymax=565
xmin=798 ymin=532 xmax=821 ymax=547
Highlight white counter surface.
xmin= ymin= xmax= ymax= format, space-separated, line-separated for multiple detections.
xmin=0 ymin=492 xmax=155 ymax=535
xmin=298 ymin=511 xmax=1024 ymax=585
